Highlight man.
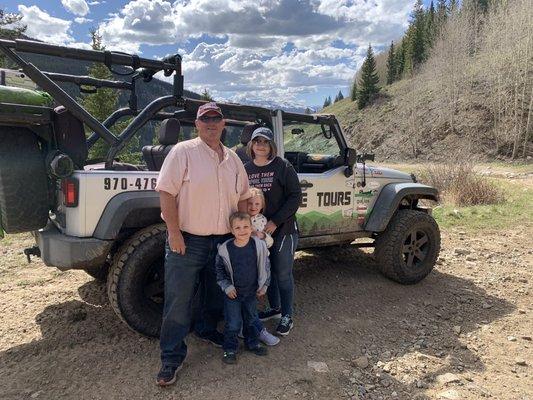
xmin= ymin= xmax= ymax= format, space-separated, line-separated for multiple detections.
xmin=155 ymin=102 xmax=251 ymax=386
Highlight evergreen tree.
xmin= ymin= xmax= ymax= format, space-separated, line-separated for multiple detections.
xmin=405 ymin=0 xmax=427 ymax=74
xmin=200 ymin=88 xmax=213 ymax=101
xmin=0 ymin=9 xmax=26 ymax=67
xmin=350 ymin=79 xmax=357 ymax=101
xmin=449 ymin=0 xmax=459 ymax=14
xmin=323 ymin=96 xmax=332 ymax=108
xmin=394 ymin=38 xmax=407 ymax=80
xmin=386 ymin=41 xmax=396 ymax=85
xmin=334 ymin=90 xmax=344 ymax=102
xmin=357 ymin=45 xmax=380 ymax=109
xmin=426 ymin=1 xmax=436 ymax=49
xmin=81 ymin=30 xmax=139 ymax=162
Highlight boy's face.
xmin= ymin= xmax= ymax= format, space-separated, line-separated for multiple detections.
xmin=231 ymin=218 xmax=253 ymax=241
xmin=247 ymin=195 xmax=263 ymax=216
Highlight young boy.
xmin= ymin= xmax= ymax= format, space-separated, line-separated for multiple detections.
xmin=216 ymin=212 xmax=270 ymax=364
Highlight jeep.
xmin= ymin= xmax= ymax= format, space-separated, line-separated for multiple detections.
xmin=0 ymin=39 xmax=440 ymax=337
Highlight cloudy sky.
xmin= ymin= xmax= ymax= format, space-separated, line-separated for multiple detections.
xmin=3 ymin=0 xmax=429 ymax=107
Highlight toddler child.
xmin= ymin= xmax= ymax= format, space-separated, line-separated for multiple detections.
xmin=216 ymin=212 xmax=270 ymax=364
xmin=247 ymin=187 xmax=274 ymax=248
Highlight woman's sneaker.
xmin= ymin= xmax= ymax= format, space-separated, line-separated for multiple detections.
xmin=259 ymin=328 xmax=280 ymax=346
xmin=276 ymin=315 xmax=293 ymax=336
xmin=259 ymin=307 xmax=282 ymax=321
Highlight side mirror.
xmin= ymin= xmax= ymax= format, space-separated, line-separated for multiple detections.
xmin=356 ymin=153 xmax=375 ymax=163
xmin=344 ymin=148 xmax=357 ymax=177
xmin=291 ymin=128 xmax=304 ymax=135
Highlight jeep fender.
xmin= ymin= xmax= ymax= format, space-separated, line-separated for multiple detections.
xmin=365 ymin=183 xmax=439 ymax=233
xmin=93 ymin=191 xmax=162 ymax=240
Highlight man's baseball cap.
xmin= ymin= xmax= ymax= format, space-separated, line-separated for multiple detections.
xmin=196 ymin=102 xmax=223 ymax=118
xmin=251 ymin=127 xmax=274 ymax=141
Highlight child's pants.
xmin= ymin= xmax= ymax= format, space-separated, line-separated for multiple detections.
xmin=223 ymin=294 xmax=260 ymax=351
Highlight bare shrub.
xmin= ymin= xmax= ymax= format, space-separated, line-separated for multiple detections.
xmin=418 ymin=161 xmax=504 ymax=206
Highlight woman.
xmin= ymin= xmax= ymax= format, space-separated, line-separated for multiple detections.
xmin=245 ymin=127 xmax=302 ymax=336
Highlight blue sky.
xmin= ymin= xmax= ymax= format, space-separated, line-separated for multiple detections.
xmin=2 ymin=0 xmax=433 ymax=108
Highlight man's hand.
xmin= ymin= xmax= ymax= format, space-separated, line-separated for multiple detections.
xmin=168 ymin=231 xmax=186 ymax=254
xmin=227 ymin=288 xmax=237 ymax=299
xmin=265 ymin=221 xmax=277 ymax=235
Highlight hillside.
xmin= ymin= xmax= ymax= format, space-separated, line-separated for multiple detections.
xmin=327 ymin=0 xmax=532 ymax=162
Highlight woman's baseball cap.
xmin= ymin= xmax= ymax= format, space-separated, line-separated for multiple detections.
xmin=251 ymin=127 xmax=274 ymax=141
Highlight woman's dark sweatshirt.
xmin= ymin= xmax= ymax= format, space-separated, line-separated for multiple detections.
xmin=245 ymin=157 xmax=302 ymax=238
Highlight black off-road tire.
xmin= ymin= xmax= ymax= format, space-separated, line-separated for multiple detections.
xmin=107 ymin=224 xmax=166 ymax=337
xmin=374 ymin=209 xmax=440 ymax=284
xmin=0 ymin=126 xmax=49 ymax=233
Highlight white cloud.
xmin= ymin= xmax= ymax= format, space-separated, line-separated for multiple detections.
xmin=18 ymin=5 xmax=74 ymax=45
xmin=88 ymin=0 xmax=103 ymax=5
xmin=74 ymin=17 xmax=93 ymax=24
xmin=61 ymin=0 xmax=90 ymax=16
xmin=96 ymin=0 xmax=414 ymax=105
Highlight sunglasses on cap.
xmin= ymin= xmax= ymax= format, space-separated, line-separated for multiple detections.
xmin=198 ymin=115 xmax=223 ymax=123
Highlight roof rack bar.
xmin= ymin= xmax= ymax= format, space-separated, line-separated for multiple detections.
xmin=0 ymin=39 xmax=175 ymax=72
xmin=43 ymin=72 xmax=133 ymax=91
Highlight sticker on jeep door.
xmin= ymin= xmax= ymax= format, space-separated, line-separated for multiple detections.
xmin=103 ymin=177 xmax=157 ymax=190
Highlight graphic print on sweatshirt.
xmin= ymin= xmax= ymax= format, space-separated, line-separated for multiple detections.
xmin=248 ymin=171 xmax=275 ymax=192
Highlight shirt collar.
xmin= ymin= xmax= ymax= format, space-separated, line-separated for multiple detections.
xmin=196 ymin=137 xmax=229 ymax=161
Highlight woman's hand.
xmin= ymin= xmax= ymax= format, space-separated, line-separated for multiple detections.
xmin=227 ymin=288 xmax=237 ymax=299
xmin=265 ymin=221 xmax=277 ymax=235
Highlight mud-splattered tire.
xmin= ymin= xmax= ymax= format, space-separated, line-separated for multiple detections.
xmin=0 ymin=126 xmax=49 ymax=233
xmin=107 ymin=224 xmax=166 ymax=337
xmin=374 ymin=209 xmax=440 ymax=284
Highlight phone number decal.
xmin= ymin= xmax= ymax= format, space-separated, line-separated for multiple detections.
xmin=103 ymin=177 xmax=157 ymax=191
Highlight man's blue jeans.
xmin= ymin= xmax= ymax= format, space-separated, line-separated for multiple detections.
xmin=159 ymin=232 xmax=229 ymax=367
xmin=267 ymin=233 xmax=298 ymax=316
xmin=223 ymin=294 xmax=260 ymax=352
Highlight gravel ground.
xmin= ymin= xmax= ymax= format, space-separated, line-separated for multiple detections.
xmin=0 ymin=200 xmax=531 ymax=400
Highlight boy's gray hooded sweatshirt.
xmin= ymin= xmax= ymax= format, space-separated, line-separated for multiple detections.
xmin=216 ymin=236 xmax=271 ymax=295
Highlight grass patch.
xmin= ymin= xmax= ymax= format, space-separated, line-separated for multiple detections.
xmin=432 ymin=179 xmax=532 ymax=231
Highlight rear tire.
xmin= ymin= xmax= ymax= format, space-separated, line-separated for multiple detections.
xmin=0 ymin=126 xmax=50 ymax=233
xmin=107 ymin=224 xmax=166 ymax=337
xmin=374 ymin=209 xmax=440 ymax=284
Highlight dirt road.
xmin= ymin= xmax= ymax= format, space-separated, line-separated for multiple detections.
xmin=1 ymin=224 xmax=531 ymax=400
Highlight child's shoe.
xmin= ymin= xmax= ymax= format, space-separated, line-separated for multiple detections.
xmin=246 ymin=344 xmax=268 ymax=356
xmin=276 ymin=315 xmax=293 ymax=336
xmin=222 ymin=351 xmax=237 ymax=364
xmin=258 ymin=307 xmax=281 ymax=321
xmin=259 ymin=328 xmax=280 ymax=346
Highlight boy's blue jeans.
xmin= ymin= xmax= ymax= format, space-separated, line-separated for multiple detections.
xmin=267 ymin=233 xmax=298 ymax=316
xmin=223 ymin=294 xmax=260 ymax=352
xmin=159 ymin=232 xmax=230 ymax=367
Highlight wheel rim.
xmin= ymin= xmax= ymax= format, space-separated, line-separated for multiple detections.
xmin=401 ymin=229 xmax=430 ymax=269
xmin=142 ymin=257 xmax=165 ymax=312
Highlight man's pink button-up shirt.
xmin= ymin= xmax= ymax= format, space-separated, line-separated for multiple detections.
xmin=155 ymin=137 xmax=251 ymax=236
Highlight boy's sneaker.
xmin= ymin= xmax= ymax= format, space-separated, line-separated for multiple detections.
xmin=222 ymin=351 xmax=237 ymax=364
xmin=156 ymin=362 xmax=183 ymax=386
xmin=246 ymin=344 xmax=268 ymax=356
xmin=194 ymin=330 xmax=224 ymax=348
xmin=276 ymin=315 xmax=293 ymax=336
xmin=259 ymin=328 xmax=280 ymax=346
xmin=259 ymin=307 xmax=282 ymax=321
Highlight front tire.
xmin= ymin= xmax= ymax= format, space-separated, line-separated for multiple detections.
xmin=374 ymin=209 xmax=440 ymax=284
xmin=107 ymin=224 xmax=166 ymax=337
